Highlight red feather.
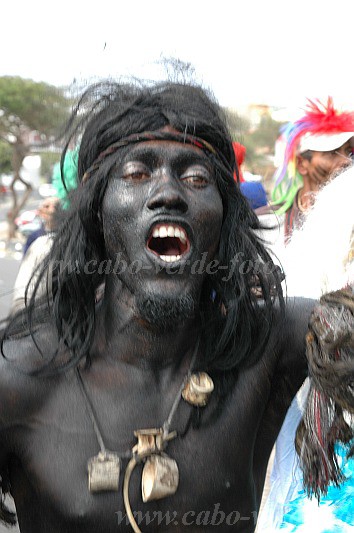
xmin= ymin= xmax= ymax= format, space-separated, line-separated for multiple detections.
xmin=302 ymin=97 xmax=354 ymax=133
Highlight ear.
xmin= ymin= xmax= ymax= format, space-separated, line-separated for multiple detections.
xmin=296 ymin=155 xmax=310 ymax=177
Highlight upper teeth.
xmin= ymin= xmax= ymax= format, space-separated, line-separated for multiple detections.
xmin=152 ymin=225 xmax=187 ymax=242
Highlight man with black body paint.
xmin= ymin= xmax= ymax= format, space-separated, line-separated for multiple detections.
xmin=0 ymin=81 xmax=327 ymax=532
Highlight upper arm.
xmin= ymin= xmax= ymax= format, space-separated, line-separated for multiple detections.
xmin=0 ymin=389 xmax=16 ymax=525
xmin=252 ymin=298 xmax=316 ymax=454
xmin=275 ymin=297 xmax=316 ymax=380
xmin=0 ymin=355 xmax=23 ymax=432
xmin=0 ymin=356 xmax=17 ymax=464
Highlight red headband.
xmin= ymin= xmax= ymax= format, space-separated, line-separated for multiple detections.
xmin=82 ymin=131 xmax=219 ymax=183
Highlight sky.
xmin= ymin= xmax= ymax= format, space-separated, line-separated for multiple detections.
xmin=2 ymin=0 xmax=354 ymax=115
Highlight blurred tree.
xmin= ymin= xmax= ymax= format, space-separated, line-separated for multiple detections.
xmin=251 ymin=115 xmax=284 ymax=152
xmin=40 ymin=151 xmax=61 ymax=180
xmin=246 ymin=115 xmax=285 ymax=185
xmin=224 ymin=108 xmax=260 ymax=169
xmin=225 ymin=108 xmax=250 ymax=140
xmin=0 ymin=76 xmax=70 ymax=238
xmin=0 ymin=139 xmax=12 ymax=174
xmin=224 ymin=107 xmax=284 ymax=183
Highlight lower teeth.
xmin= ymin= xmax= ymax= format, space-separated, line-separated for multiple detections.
xmin=159 ymin=255 xmax=181 ymax=263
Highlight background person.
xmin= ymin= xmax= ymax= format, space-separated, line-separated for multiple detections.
xmin=22 ymin=196 xmax=59 ymax=256
xmin=233 ymin=141 xmax=268 ymax=210
xmin=12 ymin=197 xmax=62 ymax=312
xmin=257 ymin=164 xmax=354 ymax=532
xmin=51 ymin=145 xmax=79 ymax=209
xmin=258 ymin=98 xmax=354 ymax=259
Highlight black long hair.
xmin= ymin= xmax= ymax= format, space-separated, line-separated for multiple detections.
xmin=0 ymin=80 xmax=284 ymax=527
xmin=2 ymin=81 xmax=283 ymax=374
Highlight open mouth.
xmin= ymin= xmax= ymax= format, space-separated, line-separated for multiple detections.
xmin=147 ymin=223 xmax=190 ymax=263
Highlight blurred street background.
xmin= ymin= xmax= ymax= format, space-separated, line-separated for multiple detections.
xmin=0 ymin=191 xmax=39 ymax=533
xmin=0 ymin=192 xmax=41 ymax=322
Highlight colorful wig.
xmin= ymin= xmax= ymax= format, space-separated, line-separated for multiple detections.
xmin=272 ymin=98 xmax=354 ymax=214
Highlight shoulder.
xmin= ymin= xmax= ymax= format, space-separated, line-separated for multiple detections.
xmin=258 ymin=297 xmax=315 ymax=359
xmin=12 ymin=235 xmax=54 ymax=308
xmin=0 ymin=325 xmax=59 ymax=429
xmin=21 ymin=234 xmax=53 ymax=273
xmin=24 ymin=227 xmax=45 ymax=253
xmin=283 ymin=295 xmax=315 ymax=326
xmin=25 ymin=233 xmax=53 ymax=259
xmin=274 ymin=296 xmax=316 ymax=373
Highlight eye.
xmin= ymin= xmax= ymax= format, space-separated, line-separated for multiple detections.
xmin=125 ymin=171 xmax=150 ymax=180
xmin=180 ymin=166 xmax=211 ymax=188
xmin=121 ymin=162 xmax=150 ymax=181
xmin=329 ymin=149 xmax=353 ymax=160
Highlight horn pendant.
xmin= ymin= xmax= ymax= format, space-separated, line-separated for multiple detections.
xmin=141 ymin=454 xmax=179 ymax=502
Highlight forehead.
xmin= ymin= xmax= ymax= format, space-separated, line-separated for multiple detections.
xmin=120 ymin=140 xmax=211 ymax=164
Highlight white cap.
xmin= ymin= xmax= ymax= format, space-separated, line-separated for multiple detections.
xmin=298 ymin=131 xmax=354 ymax=153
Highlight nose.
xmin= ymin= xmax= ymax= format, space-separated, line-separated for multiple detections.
xmin=147 ymin=175 xmax=188 ymax=213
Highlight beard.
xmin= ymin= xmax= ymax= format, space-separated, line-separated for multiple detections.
xmin=136 ymin=293 xmax=196 ymax=330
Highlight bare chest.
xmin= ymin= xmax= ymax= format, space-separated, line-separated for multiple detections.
xmin=8 ymin=365 xmax=276 ymax=532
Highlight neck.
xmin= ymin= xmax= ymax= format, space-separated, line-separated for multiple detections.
xmin=95 ymin=277 xmax=200 ymax=369
xmin=297 ymin=185 xmax=317 ymax=212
